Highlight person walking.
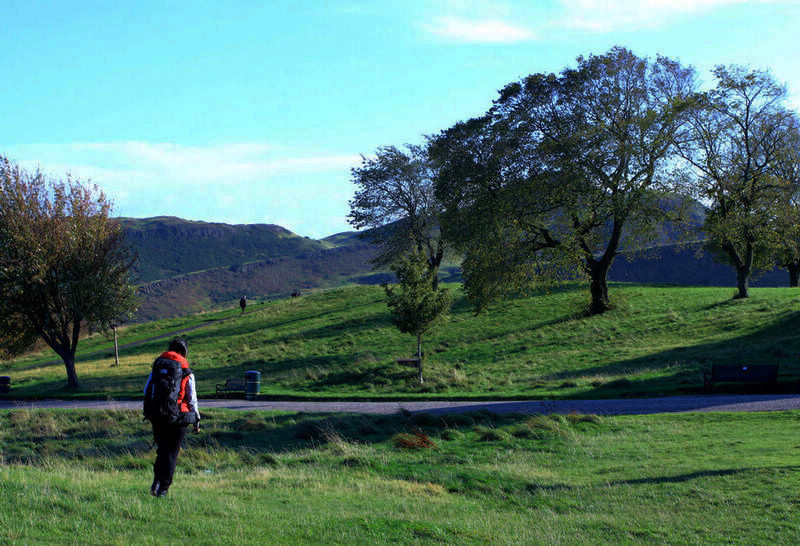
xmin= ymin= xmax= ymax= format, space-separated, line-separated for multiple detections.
xmin=239 ymin=296 xmax=247 ymax=314
xmin=143 ymin=338 xmax=200 ymax=497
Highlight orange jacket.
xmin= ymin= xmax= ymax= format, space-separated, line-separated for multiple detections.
xmin=159 ymin=351 xmax=193 ymax=413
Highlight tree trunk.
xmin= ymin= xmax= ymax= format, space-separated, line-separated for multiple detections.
xmin=63 ymin=353 xmax=79 ymax=389
xmin=735 ymin=267 xmax=750 ymax=299
xmin=429 ymin=246 xmax=444 ymax=290
xmin=588 ymin=264 xmax=612 ymax=315
xmin=416 ymin=333 xmax=423 ymax=384
xmin=789 ymin=263 xmax=800 ymax=287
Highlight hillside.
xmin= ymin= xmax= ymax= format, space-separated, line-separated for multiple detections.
xmin=6 ymin=284 xmax=800 ymax=399
xmin=122 ymin=215 xmax=793 ymax=321
xmin=121 ymin=216 xmax=326 ymax=283
xmin=134 ymin=243 xmax=379 ymax=321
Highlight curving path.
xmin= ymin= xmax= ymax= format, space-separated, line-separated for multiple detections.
xmin=2 ymin=394 xmax=800 ymax=416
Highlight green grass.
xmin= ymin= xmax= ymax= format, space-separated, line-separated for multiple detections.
xmin=3 ymin=283 xmax=800 ymax=399
xmin=1 ymin=408 xmax=798 ymax=543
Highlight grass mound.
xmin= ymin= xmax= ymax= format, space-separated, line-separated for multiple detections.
xmin=4 ymin=283 xmax=800 ymax=399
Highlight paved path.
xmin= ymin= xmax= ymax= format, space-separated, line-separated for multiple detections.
xmin=3 ymin=394 xmax=800 ymax=415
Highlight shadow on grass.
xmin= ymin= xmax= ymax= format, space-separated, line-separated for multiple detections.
xmin=604 ymin=467 xmax=800 ymax=486
xmin=541 ymin=310 xmax=800 ymax=398
xmin=0 ymin=408 xmax=537 ymax=465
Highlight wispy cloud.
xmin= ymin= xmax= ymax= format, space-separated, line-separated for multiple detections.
xmin=423 ymin=15 xmax=536 ymax=43
xmin=420 ymin=0 xmax=786 ymax=42
xmin=2 ymin=141 xmax=362 ymax=236
xmin=560 ymin=0 xmax=774 ymax=32
xmin=9 ymin=141 xmax=360 ymax=185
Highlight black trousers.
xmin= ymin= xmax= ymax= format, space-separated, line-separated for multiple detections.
xmin=152 ymin=422 xmax=189 ymax=488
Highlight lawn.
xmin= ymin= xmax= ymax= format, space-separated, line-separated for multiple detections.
xmin=0 ymin=408 xmax=798 ymax=543
xmin=3 ymin=283 xmax=800 ymax=399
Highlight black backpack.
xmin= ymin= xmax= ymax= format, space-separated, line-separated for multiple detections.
xmin=143 ymin=356 xmax=190 ymax=424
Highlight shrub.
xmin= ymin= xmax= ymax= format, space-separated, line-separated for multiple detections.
xmin=392 ymin=430 xmax=437 ymax=449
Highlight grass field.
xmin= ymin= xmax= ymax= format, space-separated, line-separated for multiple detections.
xmin=0 ymin=408 xmax=798 ymax=543
xmin=3 ymin=283 xmax=800 ymax=399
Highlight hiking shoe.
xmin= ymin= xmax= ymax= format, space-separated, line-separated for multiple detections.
xmin=150 ymin=479 xmax=161 ymax=497
xmin=156 ymin=487 xmax=169 ymax=498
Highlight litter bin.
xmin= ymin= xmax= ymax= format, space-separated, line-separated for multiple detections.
xmin=244 ymin=370 xmax=261 ymax=401
xmin=0 ymin=376 xmax=10 ymax=394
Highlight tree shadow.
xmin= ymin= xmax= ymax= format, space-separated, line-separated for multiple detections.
xmin=604 ymin=466 xmax=800 ymax=486
xmin=537 ymin=310 xmax=800 ymax=397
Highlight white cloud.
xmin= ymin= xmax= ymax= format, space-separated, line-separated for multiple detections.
xmin=423 ymin=16 xmax=536 ymax=43
xmin=560 ymin=0 xmax=772 ymax=32
xmin=2 ymin=141 xmax=362 ymax=237
xmin=9 ymin=141 xmax=360 ymax=185
xmin=420 ymin=0 xmax=787 ymax=42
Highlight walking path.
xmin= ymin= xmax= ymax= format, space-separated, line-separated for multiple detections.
xmin=3 ymin=394 xmax=800 ymax=415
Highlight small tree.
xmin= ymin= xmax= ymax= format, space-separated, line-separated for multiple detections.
xmin=349 ymin=144 xmax=447 ymax=288
xmin=677 ymin=66 xmax=795 ymax=298
xmin=0 ymin=157 xmax=138 ymax=388
xmin=383 ymin=252 xmax=451 ymax=383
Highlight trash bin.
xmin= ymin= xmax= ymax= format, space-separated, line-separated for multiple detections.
xmin=244 ymin=370 xmax=261 ymax=401
xmin=0 ymin=376 xmax=10 ymax=394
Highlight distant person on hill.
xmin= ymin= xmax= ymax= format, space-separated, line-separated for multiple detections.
xmin=142 ymin=338 xmax=200 ymax=498
xmin=239 ymin=296 xmax=247 ymax=314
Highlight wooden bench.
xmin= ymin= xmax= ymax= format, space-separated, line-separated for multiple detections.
xmin=397 ymin=358 xmax=421 ymax=368
xmin=703 ymin=364 xmax=778 ymax=392
xmin=215 ymin=378 xmax=246 ymax=399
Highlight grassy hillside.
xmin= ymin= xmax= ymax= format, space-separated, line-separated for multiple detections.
xmin=1 ymin=408 xmax=798 ymax=543
xmin=121 ymin=216 xmax=794 ymax=322
xmin=3 ymin=284 xmax=800 ymax=399
xmin=121 ymin=216 xmax=327 ymax=283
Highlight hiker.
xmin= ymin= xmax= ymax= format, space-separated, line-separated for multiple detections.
xmin=143 ymin=338 xmax=200 ymax=497
xmin=239 ymin=296 xmax=247 ymax=314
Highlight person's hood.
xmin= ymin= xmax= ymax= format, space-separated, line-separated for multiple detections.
xmin=161 ymin=351 xmax=189 ymax=369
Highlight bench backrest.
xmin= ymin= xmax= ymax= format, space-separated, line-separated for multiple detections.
xmin=711 ymin=364 xmax=778 ymax=382
xmin=226 ymin=379 xmax=247 ymax=389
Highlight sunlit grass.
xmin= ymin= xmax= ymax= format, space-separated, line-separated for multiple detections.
xmin=0 ymin=408 xmax=798 ymax=543
xmin=4 ymin=283 xmax=800 ymax=399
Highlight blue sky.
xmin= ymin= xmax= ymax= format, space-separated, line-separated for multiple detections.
xmin=2 ymin=0 xmax=799 ymax=238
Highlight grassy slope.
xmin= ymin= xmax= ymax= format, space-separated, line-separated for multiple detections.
xmin=0 ymin=408 xmax=798 ymax=543
xmin=3 ymin=283 xmax=800 ymax=400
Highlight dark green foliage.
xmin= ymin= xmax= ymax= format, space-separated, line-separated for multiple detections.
xmin=349 ymin=144 xmax=446 ymax=287
xmin=384 ymin=252 xmax=451 ymax=382
xmin=676 ymin=66 xmax=798 ymax=298
xmin=432 ymin=47 xmax=697 ymax=315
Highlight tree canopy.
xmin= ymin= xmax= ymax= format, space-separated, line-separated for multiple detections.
xmin=676 ymin=66 xmax=797 ymax=298
xmin=0 ymin=157 xmax=138 ymax=387
xmin=349 ymin=144 xmax=446 ymax=288
xmin=432 ymin=47 xmax=697 ymax=314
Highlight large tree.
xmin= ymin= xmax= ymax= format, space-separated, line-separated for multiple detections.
xmin=0 ymin=157 xmax=138 ymax=388
xmin=771 ymin=119 xmax=800 ymax=286
xmin=676 ymin=66 xmax=795 ymax=298
xmin=349 ymin=144 xmax=446 ymax=288
xmin=432 ymin=47 xmax=696 ymax=314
